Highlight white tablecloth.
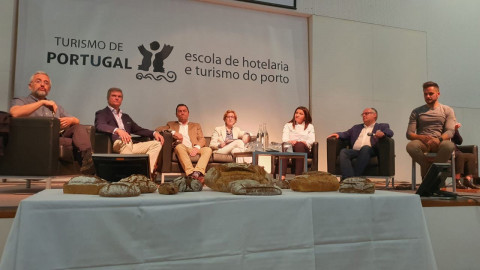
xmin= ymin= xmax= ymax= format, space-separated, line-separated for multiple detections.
xmin=0 ymin=189 xmax=437 ymax=270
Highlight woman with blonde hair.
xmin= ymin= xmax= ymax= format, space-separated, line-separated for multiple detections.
xmin=210 ymin=110 xmax=250 ymax=160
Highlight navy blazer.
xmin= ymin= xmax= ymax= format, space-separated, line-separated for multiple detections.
xmin=95 ymin=107 xmax=154 ymax=142
xmin=336 ymin=123 xmax=394 ymax=148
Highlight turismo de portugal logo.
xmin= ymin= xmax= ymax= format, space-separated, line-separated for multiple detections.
xmin=47 ymin=37 xmax=177 ymax=83
xmin=136 ymin=41 xmax=177 ymax=82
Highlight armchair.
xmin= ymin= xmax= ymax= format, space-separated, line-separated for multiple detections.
xmin=0 ymin=117 xmax=95 ymax=187
xmin=327 ymin=137 xmax=395 ymax=187
xmin=159 ymin=132 xmax=247 ymax=178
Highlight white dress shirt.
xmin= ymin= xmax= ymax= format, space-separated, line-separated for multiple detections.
xmin=352 ymin=123 xmax=374 ymax=150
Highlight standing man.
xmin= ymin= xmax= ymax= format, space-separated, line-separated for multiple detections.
xmin=95 ymin=88 xmax=164 ymax=175
xmin=327 ymin=108 xmax=394 ymax=180
xmin=10 ymin=71 xmax=94 ymax=174
xmin=157 ymin=104 xmax=212 ymax=182
xmin=406 ymin=81 xmax=456 ymax=179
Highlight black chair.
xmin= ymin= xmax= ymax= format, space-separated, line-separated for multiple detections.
xmin=327 ymin=137 xmax=395 ymax=187
xmin=0 ymin=117 xmax=95 ymax=188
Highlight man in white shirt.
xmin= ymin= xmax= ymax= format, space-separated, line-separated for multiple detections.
xmin=327 ymin=108 xmax=394 ymax=180
xmin=158 ymin=104 xmax=212 ymax=182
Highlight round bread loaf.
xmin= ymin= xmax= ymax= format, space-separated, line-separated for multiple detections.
xmin=158 ymin=182 xmax=179 ymax=195
xmin=63 ymin=175 xmax=109 ymax=195
xmin=119 ymin=174 xmax=157 ymax=193
xmin=204 ymin=163 xmax=272 ymax=192
xmin=289 ymin=171 xmax=339 ymax=192
xmin=339 ymin=177 xmax=375 ymax=194
xmin=99 ymin=182 xmax=141 ymax=197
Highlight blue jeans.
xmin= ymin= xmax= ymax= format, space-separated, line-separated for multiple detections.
xmin=339 ymin=146 xmax=375 ymax=179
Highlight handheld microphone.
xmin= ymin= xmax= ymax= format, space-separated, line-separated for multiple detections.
xmin=367 ymin=132 xmax=374 ymax=137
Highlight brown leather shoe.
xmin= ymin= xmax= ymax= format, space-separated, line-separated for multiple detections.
xmin=463 ymin=179 xmax=480 ymax=189
xmin=456 ymin=179 xmax=467 ymax=189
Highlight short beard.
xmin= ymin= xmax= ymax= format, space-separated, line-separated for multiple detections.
xmin=32 ymin=90 xmax=47 ymax=99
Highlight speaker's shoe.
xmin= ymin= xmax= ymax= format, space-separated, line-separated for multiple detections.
xmin=455 ymin=179 xmax=467 ymax=189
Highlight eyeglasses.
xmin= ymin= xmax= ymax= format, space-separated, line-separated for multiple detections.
xmin=225 ymin=116 xmax=236 ymax=119
xmin=361 ymin=112 xmax=374 ymax=116
xmin=33 ymin=79 xmax=50 ymax=85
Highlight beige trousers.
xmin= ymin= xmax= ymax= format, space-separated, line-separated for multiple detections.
xmin=113 ymin=140 xmax=162 ymax=174
xmin=174 ymin=144 xmax=212 ymax=175
xmin=406 ymin=140 xmax=455 ymax=177
xmin=215 ymin=140 xmax=251 ymax=163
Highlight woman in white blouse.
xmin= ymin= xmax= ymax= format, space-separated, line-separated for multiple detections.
xmin=210 ymin=110 xmax=250 ymax=157
xmin=281 ymin=106 xmax=315 ymax=179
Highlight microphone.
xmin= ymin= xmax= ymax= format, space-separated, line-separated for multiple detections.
xmin=367 ymin=132 xmax=374 ymax=137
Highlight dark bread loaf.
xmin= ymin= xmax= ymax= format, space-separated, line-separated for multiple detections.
xmin=99 ymin=182 xmax=141 ymax=197
xmin=119 ymin=174 xmax=157 ymax=193
xmin=339 ymin=177 xmax=375 ymax=194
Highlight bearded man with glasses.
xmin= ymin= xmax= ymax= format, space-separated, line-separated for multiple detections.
xmin=9 ymin=71 xmax=95 ymax=174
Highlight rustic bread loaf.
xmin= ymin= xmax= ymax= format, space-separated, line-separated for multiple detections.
xmin=63 ymin=175 xmax=109 ymax=195
xmin=99 ymin=182 xmax=141 ymax=197
xmin=158 ymin=182 xmax=179 ymax=195
xmin=289 ymin=171 xmax=339 ymax=192
xmin=273 ymin=179 xmax=290 ymax=189
xmin=339 ymin=177 xmax=375 ymax=194
xmin=172 ymin=176 xmax=203 ymax=192
xmin=228 ymin=180 xmax=282 ymax=195
xmin=119 ymin=174 xmax=157 ymax=193
xmin=204 ymin=163 xmax=273 ymax=192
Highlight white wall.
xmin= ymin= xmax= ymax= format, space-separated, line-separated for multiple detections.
xmin=0 ymin=0 xmax=16 ymax=112
xmin=298 ymin=0 xmax=480 ymax=180
xmin=310 ymin=15 xmax=427 ymax=181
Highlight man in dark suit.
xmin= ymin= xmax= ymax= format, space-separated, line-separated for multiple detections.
xmin=95 ymin=87 xmax=164 ymax=175
xmin=327 ymin=108 xmax=394 ymax=179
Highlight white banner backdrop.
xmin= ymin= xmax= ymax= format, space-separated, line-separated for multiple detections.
xmin=15 ymin=0 xmax=308 ymax=141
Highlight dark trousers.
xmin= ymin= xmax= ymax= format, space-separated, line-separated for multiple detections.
xmin=455 ymin=152 xmax=476 ymax=176
xmin=60 ymin=124 xmax=92 ymax=164
xmin=282 ymin=142 xmax=309 ymax=176
xmin=339 ymin=145 xmax=375 ymax=179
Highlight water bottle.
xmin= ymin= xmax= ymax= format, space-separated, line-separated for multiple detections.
xmin=263 ymin=123 xmax=269 ymax=151
xmin=256 ymin=124 xmax=264 ymax=150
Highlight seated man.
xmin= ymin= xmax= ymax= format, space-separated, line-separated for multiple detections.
xmin=451 ymin=123 xmax=478 ymax=189
xmin=327 ymin=108 xmax=394 ymax=180
xmin=95 ymin=87 xmax=164 ymax=176
xmin=157 ymin=104 xmax=212 ymax=182
xmin=9 ymin=71 xmax=94 ymax=174
xmin=406 ymin=81 xmax=455 ymax=179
